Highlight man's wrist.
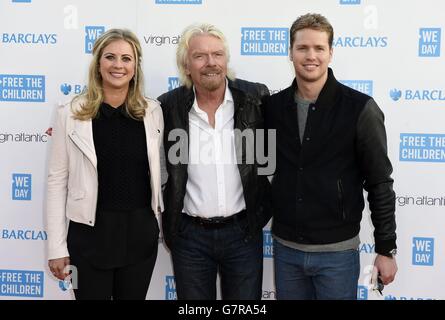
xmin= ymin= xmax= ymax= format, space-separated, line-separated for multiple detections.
xmin=380 ymin=248 xmax=397 ymax=258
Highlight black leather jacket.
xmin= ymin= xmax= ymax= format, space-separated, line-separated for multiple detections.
xmin=265 ymin=68 xmax=397 ymax=255
xmin=158 ymin=78 xmax=272 ymax=248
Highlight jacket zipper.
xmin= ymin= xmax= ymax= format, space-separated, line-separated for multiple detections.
xmin=337 ymin=179 xmax=346 ymax=220
xmin=67 ymin=131 xmax=99 ymax=225
xmin=68 ymin=131 xmax=97 ymax=170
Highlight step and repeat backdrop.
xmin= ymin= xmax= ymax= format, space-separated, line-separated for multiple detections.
xmin=0 ymin=0 xmax=444 ymax=300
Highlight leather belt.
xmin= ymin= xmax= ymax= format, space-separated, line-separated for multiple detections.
xmin=184 ymin=210 xmax=247 ymax=228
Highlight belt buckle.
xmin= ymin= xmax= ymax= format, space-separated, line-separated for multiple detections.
xmin=198 ymin=216 xmax=226 ymax=227
xmin=210 ymin=217 xmax=226 ymax=224
xmin=204 ymin=217 xmax=224 ymax=225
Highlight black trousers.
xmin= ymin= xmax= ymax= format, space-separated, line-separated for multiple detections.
xmin=70 ymin=244 xmax=158 ymax=300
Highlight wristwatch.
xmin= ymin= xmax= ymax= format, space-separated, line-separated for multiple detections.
xmin=381 ymin=248 xmax=397 ymax=258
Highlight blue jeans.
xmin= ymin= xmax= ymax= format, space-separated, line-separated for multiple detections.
xmin=274 ymin=240 xmax=360 ymax=300
xmin=171 ymin=214 xmax=263 ymax=300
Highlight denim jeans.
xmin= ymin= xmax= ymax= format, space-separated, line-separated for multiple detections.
xmin=274 ymin=240 xmax=360 ymax=300
xmin=171 ymin=214 xmax=263 ymax=300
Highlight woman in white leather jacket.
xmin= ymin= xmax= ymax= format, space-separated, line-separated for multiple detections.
xmin=46 ymin=29 xmax=164 ymax=300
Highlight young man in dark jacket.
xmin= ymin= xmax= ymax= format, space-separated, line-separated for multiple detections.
xmin=264 ymin=13 xmax=397 ymax=300
xmin=158 ymin=23 xmax=272 ymax=300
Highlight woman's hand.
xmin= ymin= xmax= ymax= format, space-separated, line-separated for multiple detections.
xmin=48 ymin=256 xmax=70 ymax=281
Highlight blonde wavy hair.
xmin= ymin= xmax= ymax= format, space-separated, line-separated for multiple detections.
xmin=176 ymin=23 xmax=235 ymax=89
xmin=73 ymin=28 xmax=147 ymax=120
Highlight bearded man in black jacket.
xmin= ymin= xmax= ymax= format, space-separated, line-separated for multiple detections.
xmin=158 ymin=23 xmax=272 ymax=300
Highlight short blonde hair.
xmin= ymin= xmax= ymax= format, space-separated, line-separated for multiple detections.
xmin=73 ymin=28 xmax=147 ymax=120
xmin=176 ymin=23 xmax=235 ymax=88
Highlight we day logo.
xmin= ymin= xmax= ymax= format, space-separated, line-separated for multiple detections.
xmin=12 ymin=174 xmax=31 ymax=200
xmin=165 ymin=275 xmax=176 ymax=300
xmin=412 ymin=237 xmax=434 ymax=266
xmin=168 ymin=77 xmax=180 ymax=91
xmin=85 ymin=26 xmax=105 ymax=54
xmin=418 ymin=28 xmax=441 ymax=57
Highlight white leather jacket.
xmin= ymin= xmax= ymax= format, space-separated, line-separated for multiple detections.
xmin=46 ymin=97 xmax=164 ymax=260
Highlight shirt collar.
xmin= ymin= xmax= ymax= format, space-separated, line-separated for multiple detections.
xmin=100 ymin=102 xmax=127 ymax=118
xmin=191 ymin=79 xmax=233 ymax=114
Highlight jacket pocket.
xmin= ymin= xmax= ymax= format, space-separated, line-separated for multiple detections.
xmin=337 ymin=179 xmax=346 ymax=220
xmin=68 ymin=189 xmax=85 ymax=200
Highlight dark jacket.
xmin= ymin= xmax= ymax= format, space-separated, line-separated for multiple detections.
xmin=265 ymin=68 xmax=396 ymax=255
xmin=158 ymin=78 xmax=272 ymax=248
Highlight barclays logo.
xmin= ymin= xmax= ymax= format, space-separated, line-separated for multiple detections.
xmin=0 ymin=74 xmax=45 ymax=102
xmin=60 ymin=84 xmax=71 ymax=95
xmin=390 ymin=88 xmax=445 ymax=101
xmin=263 ymin=230 xmax=273 ymax=258
xmin=1 ymin=229 xmax=47 ymax=241
xmin=333 ymin=36 xmax=388 ymax=48
xmin=155 ymin=0 xmax=202 ymax=4
xmin=358 ymin=243 xmax=375 ymax=254
xmin=0 ymin=270 xmax=44 ymax=298
xmin=407 ymin=89 xmax=445 ymax=100
xmin=12 ymin=173 xmax=31 ymax=200
xmin=168 ymin=77 xmax=180 ymax=91
xmin=340 ymin=80 xmax=373 ymax=96
xmin=165 ymin=275 xmax=177 ymax=300
xmin=340 ymin=0 xmax=360 ymax=4
xmin=400 ymin=133 xmax=445 ymax=162
xmin=389 ymin=89 xmax=402 ymax=101
xmin=60 ymin=83 xmax=86 ymax=95
xmin=419 ymin=28 xmax=441 ymax=57
xmin=241 ymin=27 xmax=289 ymax=56
xmin=60 ymin=83 xmax=71 ymax=95
xmin=2 ymin=33 xmax=57 ymax=45
xmin=85 ymin=26 xmax=105 ymax=54
xmin=412 ymin=237 xmax=434 ymax=266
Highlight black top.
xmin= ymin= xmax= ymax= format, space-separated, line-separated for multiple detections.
xmin=93 ymin=102 xmax=151 ymax=211
xmin=67 ymin=103 xmax=158 ymax=269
